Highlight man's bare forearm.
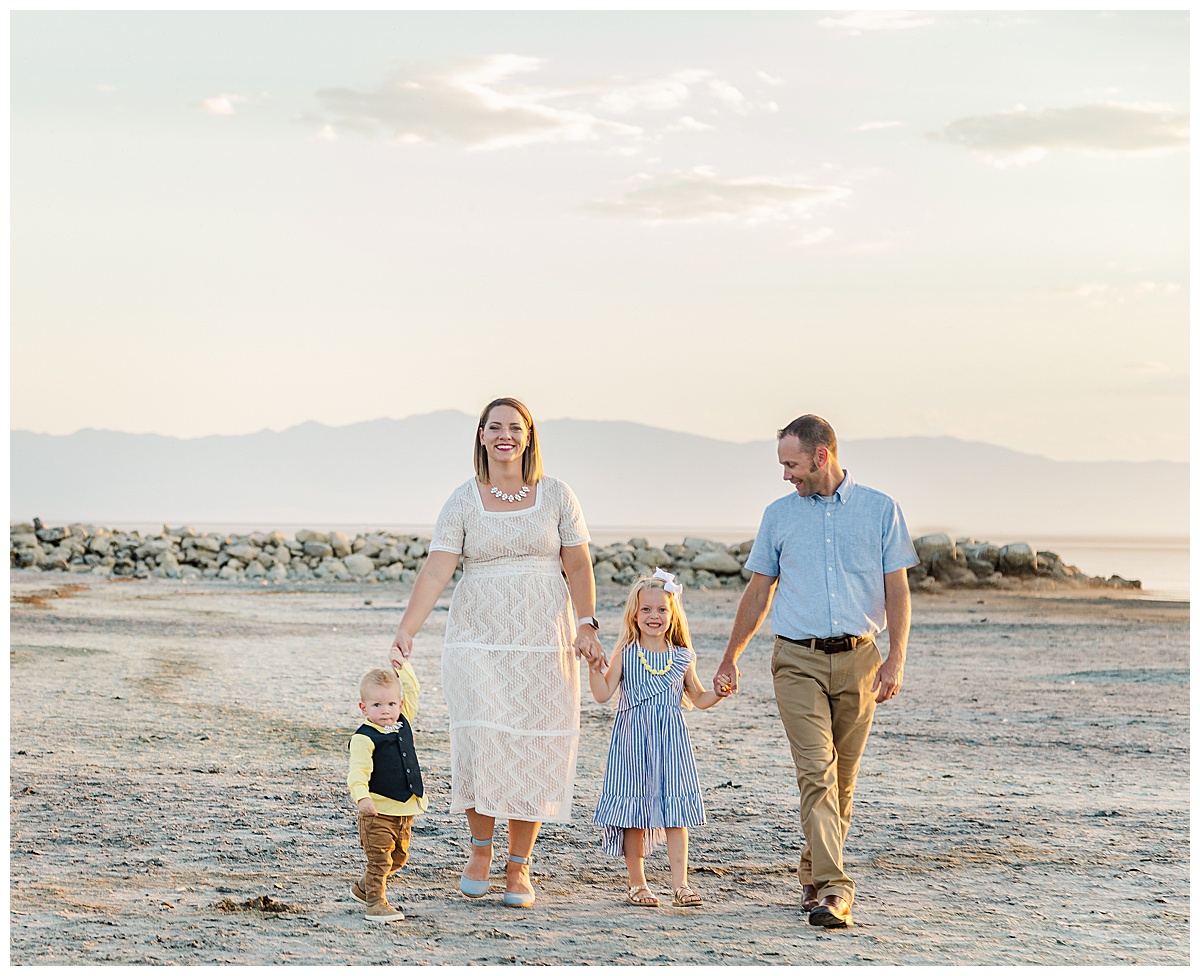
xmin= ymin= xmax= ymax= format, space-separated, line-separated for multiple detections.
xmin=722 ymin=574 xmax=777 ymax=665
xmin=883 ymin=567 xmax=911 ymax=664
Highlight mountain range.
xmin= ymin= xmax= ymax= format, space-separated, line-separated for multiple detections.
xmin=9 ymin=411 xmax=1189 ymax=540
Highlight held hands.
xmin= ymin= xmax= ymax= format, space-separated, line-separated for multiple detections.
xmin=390 ymin=627 xmax=414 ymax=669
xmin=713 ymin=659 xmax=740 ymax=697
xmin=357 ymin=796 xmax=377 ymax=817
xmin=573 ymin=626 xmax=607 ymax=672
xmin=872 ymin=655 xmax=903 ymax=703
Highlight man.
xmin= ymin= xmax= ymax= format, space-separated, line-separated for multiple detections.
xmin=713 ymin=414 xmax=917 ymax=929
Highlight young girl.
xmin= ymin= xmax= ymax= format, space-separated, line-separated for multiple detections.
xmin=589 ymin=569 xmax=723 ymax=908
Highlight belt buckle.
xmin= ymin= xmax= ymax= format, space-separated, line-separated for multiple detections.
xmin=824 ymin=636 xmax=852 ymax=654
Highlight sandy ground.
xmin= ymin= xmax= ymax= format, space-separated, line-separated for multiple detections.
xmin=7 ymin=573 xmax=1190 ymax=966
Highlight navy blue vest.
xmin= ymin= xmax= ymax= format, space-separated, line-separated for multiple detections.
xmin=349 ymin=718 xmax=424 ymax=802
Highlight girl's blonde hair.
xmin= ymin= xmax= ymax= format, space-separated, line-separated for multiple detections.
xmin=616 ymin=576 xmax=693 ymax=655
xmin=473 ymin=397 xmax=544 ymax=486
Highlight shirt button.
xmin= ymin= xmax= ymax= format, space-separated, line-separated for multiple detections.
xmin=833 ymin=619 xmax=838 ymax=625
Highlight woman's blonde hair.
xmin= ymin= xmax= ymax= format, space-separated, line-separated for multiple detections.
xmin=473 ymin=397 xmax=544 ymax=486
xmin=615 ymin=576 xmax=693 ymax=656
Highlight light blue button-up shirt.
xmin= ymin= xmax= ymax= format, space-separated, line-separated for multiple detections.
xmin=744 ymin=471 xmax=918 ymax=640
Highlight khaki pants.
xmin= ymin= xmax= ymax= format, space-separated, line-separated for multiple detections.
xmin=771 ymin=636 xmax=880 ymax=906
xmin=357 ymin=812 xmax=414 ymax=905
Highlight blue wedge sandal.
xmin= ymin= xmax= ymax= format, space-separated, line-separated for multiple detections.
xmin=503 ymin=854 xmax=536 ymax=908
xmin=459 ymin=836 xmax=493 ymax=899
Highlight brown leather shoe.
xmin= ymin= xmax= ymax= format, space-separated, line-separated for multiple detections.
xmin=809 ymin=895 xmax=853 ymax=928
xmin=801 ymin=884 xmax=819 ymax=912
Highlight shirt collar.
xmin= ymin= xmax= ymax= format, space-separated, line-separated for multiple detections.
xmin=806 ymin=469 xmax=856 ymax=506
xmin=365 ymin=719 xmax=402 ymax=733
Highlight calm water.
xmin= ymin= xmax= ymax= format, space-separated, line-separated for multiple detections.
xmin=105 ymin=522 xmax=1190 ymax=603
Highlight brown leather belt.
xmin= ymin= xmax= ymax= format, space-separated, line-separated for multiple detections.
xmin=781 ymin=634 xmax=871 ymax=655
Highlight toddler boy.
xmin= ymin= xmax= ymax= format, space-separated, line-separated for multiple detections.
xmin=347 ymin=664 xmax=426 ymax=923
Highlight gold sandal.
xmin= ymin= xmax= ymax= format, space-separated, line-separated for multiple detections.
xmin=672 ymin=885 xmax=702 ymax=907
xmin=626 ymin=885 xmax=660 ymax=907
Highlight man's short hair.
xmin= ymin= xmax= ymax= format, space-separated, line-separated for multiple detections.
xmin=777 ymin=415 xmax=838 ymax=458
xmin=359 ymin=668 xmax=400 ymax=699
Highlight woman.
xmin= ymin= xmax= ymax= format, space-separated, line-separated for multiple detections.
xmin=389 ymin=397 xmax=604 ymax=908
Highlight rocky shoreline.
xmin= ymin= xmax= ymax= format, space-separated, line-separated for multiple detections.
xmin=9 ymin=520 xmax=1141 ymax=592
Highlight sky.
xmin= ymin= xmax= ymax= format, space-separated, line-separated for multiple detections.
xmin=9 ymin=9 xmax=1190 ymax=462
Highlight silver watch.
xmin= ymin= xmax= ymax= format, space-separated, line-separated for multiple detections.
xmin=577 ymin=616 xmax=599 ymax=633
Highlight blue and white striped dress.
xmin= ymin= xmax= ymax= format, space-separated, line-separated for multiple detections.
xmin=592 ymin=642 xmax=705 ymax=857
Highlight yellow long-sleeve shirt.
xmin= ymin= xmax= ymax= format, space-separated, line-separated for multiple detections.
xmin=347 ymin=662 xmax=428 ymax=817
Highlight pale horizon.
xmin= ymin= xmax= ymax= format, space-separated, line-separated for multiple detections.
xmin=10 ymin=406 xmax=1194 ymax=467
xmin=10 ymin=10 xmax=1190 ymax=463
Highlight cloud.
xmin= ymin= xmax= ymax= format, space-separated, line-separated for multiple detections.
xmin=853 ymin=120 xmax=905 ymax=132
xmin=580 ymin=169 xmax=850 ymax=224
xmin=593 ymin=70 xmax=708 ymax=114
xmin=929 ymin=103 xmax=1189 ymax=165
xmin=1053 ymin=280 xmax=1183 ymax=306
xmin=201 ymin=93 xmax=249 ymax=116
xmin=818 ymin=11 xmax=936 ymax=34
xmin=757 ymin=71 xmax=785 ymax=86
xmin=793 ymin=227 xmax=834 ymax=246
xmin=313 ymin=56 xmax=773 ymax=149
xmin=664 ymin=116 xmax=715 ymax=133
xmin=1107 ymin=363 xmax=1188 ymax=398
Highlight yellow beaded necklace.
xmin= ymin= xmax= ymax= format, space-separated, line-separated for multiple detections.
xmin=636 ymin=642 xmax=674 ymax=676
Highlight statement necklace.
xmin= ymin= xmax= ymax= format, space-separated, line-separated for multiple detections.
xmin=636 ymin=642 xmax=674 ymax=676
xmin=490 ymin=485 xmax=531 ymax=504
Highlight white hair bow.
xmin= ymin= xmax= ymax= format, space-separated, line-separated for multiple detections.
xmin=653 ymin=567 xmax=683 ymax=593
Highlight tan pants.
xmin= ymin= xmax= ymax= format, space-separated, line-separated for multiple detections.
xmin=357 ymin=812 xmax=413 ymax=905
xmin=771 ymin=636 xmax=880 ymax=906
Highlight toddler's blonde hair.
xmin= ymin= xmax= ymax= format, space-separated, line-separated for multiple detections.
xmin=359 ymin=668 xmax=400 ymax=700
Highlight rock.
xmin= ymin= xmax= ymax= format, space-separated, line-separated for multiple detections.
xmin=218 ymin=564 xmax=242 ymax=580
xmin=317 ymin=558 xmax=349 ymax=579
xmin=329 ymin=532 xmax=352 ymax=557
xmin=998 ymin=543 xmax=1037 ymax=575
xmin=41 ymin=547 xmax=70 ymax=570
xmin=683 ymin=537 xmax=724 ymax=553
xmin=226 ymin=544 xmax=261 ymax=564
xmin=931 ymin=548 xmax=968 ymax=580
xmin=244 ymin=560 xmax=267 ymax=579
xmin=10 ymin=533 xmax=38 ymax=549
xmin=186 ymin=535 xmax=223 ymax=553
xmin=267 ymin=563 xmax=288 ymax=582
xmin=592 ymin=560 xmax=619 ymax=584
xmin=913 ymin=533 xmax=954 ymax=564
xmin=165 ymin=525 xmax=197 ymax=538
xmin=180 ymin=565 xmax=203 ymax=580
xmin=10 ymin=522 xmax=35 ymax=535
xmin=376 ymin=546 xmax=404 ymax=565
xmin=343 ymin=554 xmax=375 ymax=577
xmin=303 ymin=541 xmax=334 ymax=560
xmin=967 ymin=559 xmax=996 ymax=579
xmin=12 ymin=549 xmax=41 ymax=568
xmin=691 ymin=551 xmax=744 ymax=574
xmin=380 ymin=563 xmax=407 ymax=581
xmin=295 ymin=529 xmax=328 ymax=544
xmin=36 ymin=526 xmax=69 ymax=543
xmin=407 ymin=540 xmax=429 ymax=559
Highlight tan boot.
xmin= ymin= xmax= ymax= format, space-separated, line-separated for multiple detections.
xmin=365 ymin=901 xmax=405 ymax=923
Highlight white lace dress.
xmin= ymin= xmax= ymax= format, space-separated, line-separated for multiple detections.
xmin=430 ymin=476 xmax=590 ymax=822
